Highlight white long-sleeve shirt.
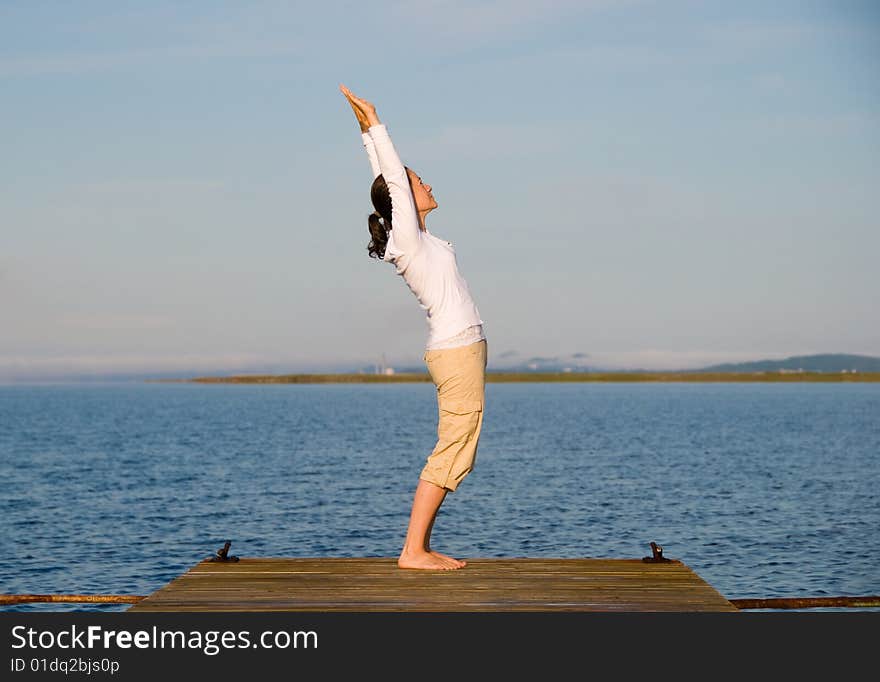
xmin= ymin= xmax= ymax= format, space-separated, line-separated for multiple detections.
xmin=362 ymin=124 xmax=485 ymax=350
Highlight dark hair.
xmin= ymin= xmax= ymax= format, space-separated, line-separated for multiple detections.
xmin=367 ymin=173 xmax=392 ymax=259
xmin=366 ymin=167 xmax=415 ymax=260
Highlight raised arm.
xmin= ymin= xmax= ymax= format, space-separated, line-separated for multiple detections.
xmin=342 ymin=84 xmax=381 ymax=178
xmin=340 ymin=84 xmax=421 ymax=257
xmin=362 ymin=131 xmax=381 ymax=179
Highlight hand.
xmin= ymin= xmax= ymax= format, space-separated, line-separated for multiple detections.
xmin=340 ymin=84 xmax=381 ymax=133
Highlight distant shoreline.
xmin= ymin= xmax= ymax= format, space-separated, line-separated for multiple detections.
xmin=155 ymin=371 xmax=880 ymax=384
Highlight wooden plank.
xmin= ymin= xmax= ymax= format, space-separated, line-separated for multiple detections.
xmin=128 ymin=558 xmax=738 ymax=612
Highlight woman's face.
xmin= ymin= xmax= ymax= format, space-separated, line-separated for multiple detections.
xmin=407 ymin=168 xmax=437 ymax=213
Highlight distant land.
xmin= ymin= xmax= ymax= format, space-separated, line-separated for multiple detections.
xmin=174 ymin=354 xmax=880 ymax=383
xmin=689 ymin=353 xmax=880 ymax=373
xmin=357 ymin=353 xmax=880 ymax=375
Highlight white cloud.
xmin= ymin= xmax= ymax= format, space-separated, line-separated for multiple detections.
xmin=58 ymin=314 xmax=174 ymax=331
xmin=392 ymin=0 xmax=582 ymax=36
xmin=411 ymin=122 xmax=565 ymax=161
xmin=0 ymin=43 xmax=303 ymax=78
xmin=702 ymin=21 xmax=817 ymax=52
xmin=0 ymin=353 xmax=268 ymax=379
xmin=70 ymin=179 xmax=226 ymax=196
xmin=388 ymin=0 xmax=635 ymax=45
xmin=587 ymin=350 xmax=795 ymax=371
xmin=751 ymin=111 xmax=875 ymax=137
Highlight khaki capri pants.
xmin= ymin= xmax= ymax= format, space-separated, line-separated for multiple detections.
xmin=420 ymin=339 xmax=487 ymax=492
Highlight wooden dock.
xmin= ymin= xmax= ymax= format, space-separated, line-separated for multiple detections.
xmin=127 ymin=557 xmax=738 ymax=612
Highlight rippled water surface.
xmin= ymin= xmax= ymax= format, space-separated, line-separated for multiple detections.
xmin=1 ymin=382 xmax=878 ymax=611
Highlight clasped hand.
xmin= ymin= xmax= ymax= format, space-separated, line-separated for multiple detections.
xmin=340 ymin=84 xmax=382 ymax=133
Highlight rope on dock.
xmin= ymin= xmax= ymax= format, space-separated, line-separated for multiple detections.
xmin=730 ymin=595 xmax=880 ymax=610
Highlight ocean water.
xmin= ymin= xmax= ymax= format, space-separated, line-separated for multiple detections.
xmin=1 ymin=381 xmax=878 ymax=611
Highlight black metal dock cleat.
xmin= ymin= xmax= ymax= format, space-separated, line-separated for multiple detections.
xmin=642 ymin=541 xmax=672 ymax=563
xmin=209 ymin=540 xmax=240 ymax=562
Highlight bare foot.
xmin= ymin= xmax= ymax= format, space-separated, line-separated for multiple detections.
xmin=398 ymin=550 xmax=464 ymax=570
xmin=430 ymin=550 xmax=467 ymax=568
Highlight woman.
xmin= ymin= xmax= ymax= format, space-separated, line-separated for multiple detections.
xmin=340 ymin=84 xmax=487 ymax=571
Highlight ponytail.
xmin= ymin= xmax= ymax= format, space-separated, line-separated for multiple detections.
xmin=367 ymin=211 xmax=388 ymax=260
xmin=367 ymin=173 xmax=393 ymax=260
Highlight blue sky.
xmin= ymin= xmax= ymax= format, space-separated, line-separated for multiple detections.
xmin=2 ymin=1 xmax=878 ymax=379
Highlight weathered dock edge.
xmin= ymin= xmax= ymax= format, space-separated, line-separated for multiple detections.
xmin=127 ymin=557 xmax=739 ymax=612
